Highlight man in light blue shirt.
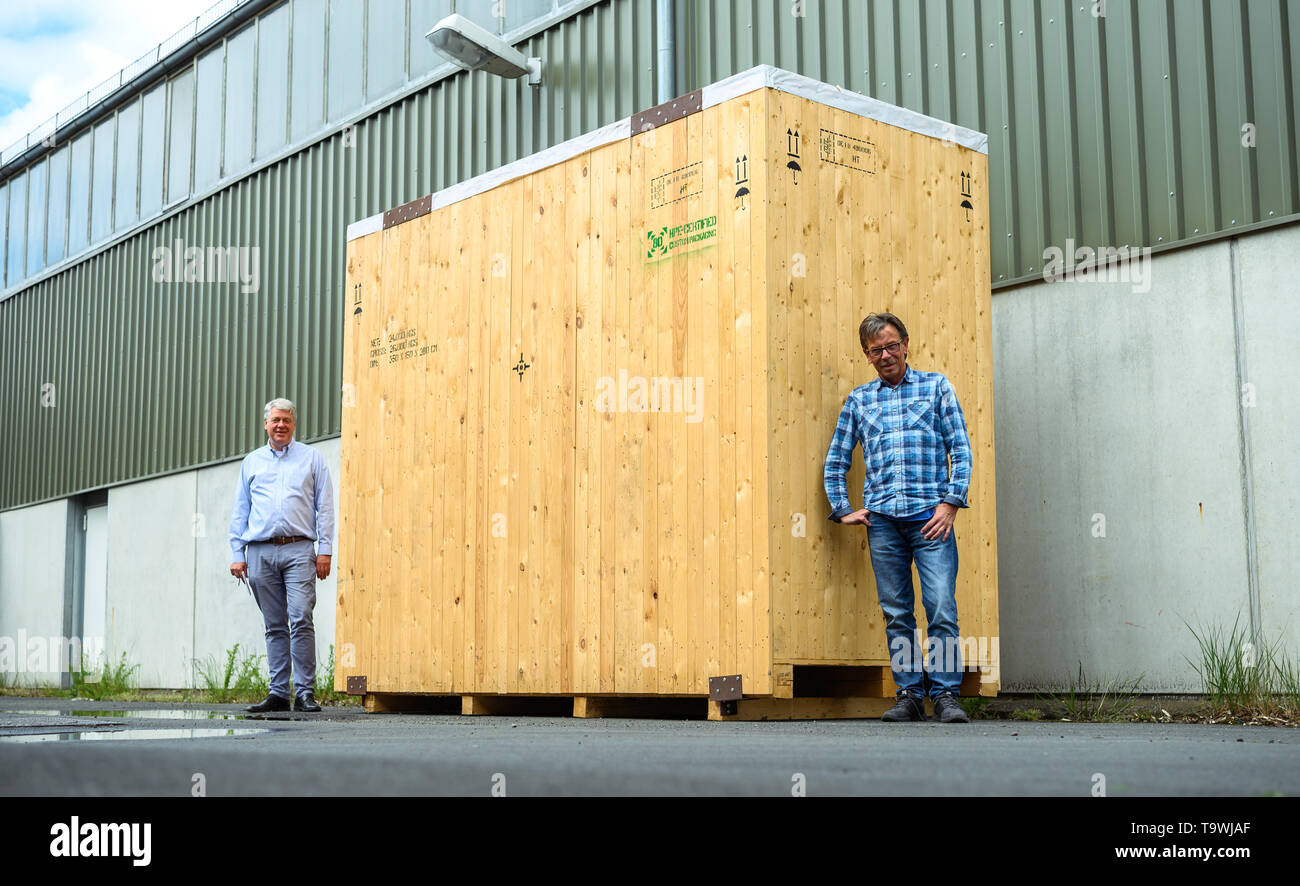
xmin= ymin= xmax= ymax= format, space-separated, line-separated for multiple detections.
xmin=229 ymin=397 xmax=335 ymax=713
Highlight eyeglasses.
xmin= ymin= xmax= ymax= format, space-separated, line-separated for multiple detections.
xmin=866 ymin=341 xmax=904 ymax=359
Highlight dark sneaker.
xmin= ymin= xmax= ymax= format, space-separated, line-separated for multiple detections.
xmin=932 ymin=692 xmax=970 ymax=723
xmin=881 ymin=693 xmax=927 ymax=722
xmin=246 ymin=693 xmax=291 ymax=713
xmin=294 ymin=692 xmax=322 ymax=713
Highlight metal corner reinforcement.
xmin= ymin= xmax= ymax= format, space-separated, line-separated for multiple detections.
xmin=383 ymin=195 xmax=433 ymax=230
xmin=631 ymin=89 xmax=703 ymax=136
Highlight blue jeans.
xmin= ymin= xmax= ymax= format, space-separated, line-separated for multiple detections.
xmin=246 ymin=539 xmax=317 ymax=700
xmin=866 ymin=514 xmax=961 ymax=699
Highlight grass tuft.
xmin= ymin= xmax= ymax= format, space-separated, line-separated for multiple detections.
xmin=1185 ymin=615 xmax=1300 ymax=722
xmin=1035 ymin=662 xmax=1145 ymax=721
xmin=71 ymin=653 xmax=141 ymax=700
xmin=193 ymin=643 xmax=269 ymax=703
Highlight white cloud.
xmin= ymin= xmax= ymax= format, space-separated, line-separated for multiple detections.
xmin=0 ymin=0 xmax=217 ymax=153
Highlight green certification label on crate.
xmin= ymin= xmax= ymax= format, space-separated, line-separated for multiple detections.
xmin=645 ymin=215 xmax=718 ymax=263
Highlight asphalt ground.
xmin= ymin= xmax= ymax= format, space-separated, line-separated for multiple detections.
xmin=1 ymin=697 xmax=1296 ymax=797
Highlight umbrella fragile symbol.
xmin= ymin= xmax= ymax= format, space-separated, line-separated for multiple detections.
xmin=787 ymin=128 xmax=802 ymax=184
xmin=734 ymin=155 xmax=750 ymax=208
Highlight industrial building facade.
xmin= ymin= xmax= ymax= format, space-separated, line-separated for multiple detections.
xmin=1 ymin=0 xmax=1297 ymax=691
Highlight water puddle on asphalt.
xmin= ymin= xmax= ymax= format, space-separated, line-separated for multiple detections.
xmin=0 ymin=728 xmax=269 ymax=742
xmin=1 ymin=709 xmax=245 ymax=720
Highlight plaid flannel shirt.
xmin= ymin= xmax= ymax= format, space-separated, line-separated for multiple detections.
xmin=823 ymin=365 xmax=972 ymax=521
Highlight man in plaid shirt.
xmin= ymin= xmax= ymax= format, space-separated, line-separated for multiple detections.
xmin=823 ymin=312 xmax=973 ymax=723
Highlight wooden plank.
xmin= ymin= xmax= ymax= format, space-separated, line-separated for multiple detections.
xmin=972 ymin=149 xmax=999 ymax=687
xmin=337 ymin=233 xmax=382 ymax=691
xmin=701 ymin=103 xmax=724 ymax=693
xmin=717 ymin=96 xmax=741 ymax=685
xmin=533 ymin=164 xmax=565 ymax=694
xmin=942 ymin=135 xmax=980 ymax=675
xmin=378 ymin=222 xmax=405 ymax=692
xmin=766 ymin=91 xmax=794 ymax=665
xmin=483 ymin=181 xmax=517 ymax=695
xmin=442 ymin=199 xmax=467 ymax=693
xmin=688 ymin=106 xmax=719 ymax=693
xmin=643 ymin=119 xmax=671 ymax=696
xmin=748 ymin=90 xmax=772 ymax=694
xmin=814 ymin=98 xmax=845 ymax=662
xmin=572 ymin=152 xmax=595 ymax=695
xmin=616 ymin=128 xmax=645 ymax=693
xmin=672 ymin=112 xmax=703 ymax=694
xmin=602 ymin=140 xmax=628 ymax=694
xmin=652 ymin=118 xmax=674 ymax=695
xmin=830 ymin=114 xmax=863 ymax=664
xmin=509 ymin=178 xmax=527 ymax=694
xmin=552 ymin=159 xmax=577 ymax=694
xmin=793 ymin=94 xmax=822 ymax=665
xmin=732 ymin=94 xmax=757 ymax=692
xmin=461 ymin=194 xmax=487 ymax=692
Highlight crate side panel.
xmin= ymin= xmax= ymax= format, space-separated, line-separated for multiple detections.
xmin=337 ymin=231 xmax=384 ymax=691
xmin=767 ymin=89 xmax=999 ymax=669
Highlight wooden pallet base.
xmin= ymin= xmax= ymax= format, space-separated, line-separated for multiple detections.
xmin=359 ymin=692 xmax=989 ymax=720
xmin=358 ymin=666 xmax=997 ymax=719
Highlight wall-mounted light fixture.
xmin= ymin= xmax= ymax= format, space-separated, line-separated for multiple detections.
xmin=425 ymin=14 xmax=543 ymax=86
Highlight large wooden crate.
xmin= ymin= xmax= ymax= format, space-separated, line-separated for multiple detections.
xmin=338 ymin=66 xmax=997 ymax=718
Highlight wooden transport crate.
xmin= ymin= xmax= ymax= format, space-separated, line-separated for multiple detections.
xmin=338 ymin=65 xmax=997 ymax=719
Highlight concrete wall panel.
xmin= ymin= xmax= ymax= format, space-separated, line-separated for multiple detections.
xmin=106 ymin=473 xmax=196 ymax=688
xmin=993 ymin=239 xmax=1252 ymax=691
xmin=0 ymin=499 xmax=68 ymax=686
xmin=1237 ymin=225 xmax=1300 ymax=658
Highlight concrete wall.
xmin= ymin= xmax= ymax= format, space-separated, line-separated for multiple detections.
xmin=0 ymin=499 xmax=69 ymax=686
xmin=0 ymin=436 xmax=340 ymax=690
xmin=993 ymin=223 xmax=1300 ymax=691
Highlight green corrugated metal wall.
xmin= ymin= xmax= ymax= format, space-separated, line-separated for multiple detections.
xmin=2 ymin=0 xmax=1298 ymax=510
xmin=678 ymin=0 xmax=1300 ymax=283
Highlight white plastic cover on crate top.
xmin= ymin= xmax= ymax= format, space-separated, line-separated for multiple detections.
xmin=347 ymin=64 xmax=989 ymax=242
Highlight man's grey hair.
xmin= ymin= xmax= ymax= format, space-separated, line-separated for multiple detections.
xmin=263 ymin=398 xmax=297 ymax=421
xmin=859 ymin=312 xmax=909 ymax=351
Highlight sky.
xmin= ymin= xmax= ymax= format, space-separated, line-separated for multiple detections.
xmin=0 ymin=0 xmax=217 ymax=153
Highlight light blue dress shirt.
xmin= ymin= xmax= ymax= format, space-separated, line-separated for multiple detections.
xmin=228 ymin=439 xmax=335 ymax=560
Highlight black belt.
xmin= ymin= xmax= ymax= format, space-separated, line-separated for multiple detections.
xmin=264 ymin=535 xmax=310 ymax=545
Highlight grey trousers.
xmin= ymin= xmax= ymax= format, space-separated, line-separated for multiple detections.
xmin=246 ymin=539 xmax=317 ymax=700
